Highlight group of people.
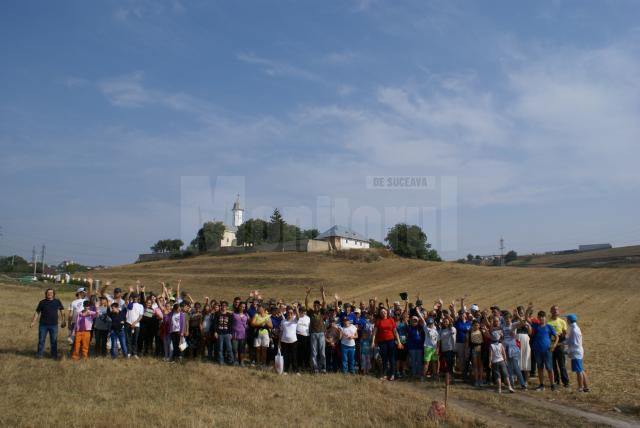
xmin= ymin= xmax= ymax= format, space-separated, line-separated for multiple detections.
xmin=31 ymin=280 xmax=589 ymax=394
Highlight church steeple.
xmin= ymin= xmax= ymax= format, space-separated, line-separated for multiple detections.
xmin=232 ymin=194 xmax=244 ymax=227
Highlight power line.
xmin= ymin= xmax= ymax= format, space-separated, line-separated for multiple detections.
xmin=41 ymin=244 xmax=46 ymax=273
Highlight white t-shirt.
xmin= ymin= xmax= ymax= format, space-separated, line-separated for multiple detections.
xmin=296 ymin=315 xmax=310 ymax=336
xmin=171 ymin=313 xmax=182 ymax=333
xmin=106 ymin=295 xmax=126 ymax=309
xmin=490 ymin=342 xmax=505 ymax=363
xmin=69 ymin=298 xmax=87 ymax=322
xmin=280 ymin=318 xmax=298 ymax=343
xmin=566 ymin=323 xmax=584 ymax=359
xmin=423 ymin=325 xmax=439 ymax=348
xmin=340 ymin=325 xmax=357 ymax=347
xmin=439 ymin=327 xmax=456 ymax=352
xmin=126 ymin=302 xmax=144 ymax=327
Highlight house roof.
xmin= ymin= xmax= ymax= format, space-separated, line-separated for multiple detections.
xmin=317 ymin=225 xmax=368 ymax=241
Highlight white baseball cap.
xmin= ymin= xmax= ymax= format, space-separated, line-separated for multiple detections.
xmin=470 ymin=304 xmax=479 ymax=311
xmin=77 ymin=287 xmax=86 ymax=293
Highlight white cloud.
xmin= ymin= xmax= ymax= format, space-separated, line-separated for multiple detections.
xmin=236 ymin=52 xmax=322 ymax=82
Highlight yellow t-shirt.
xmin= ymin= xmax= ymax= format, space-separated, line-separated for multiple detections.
xmin=547 ymin=318 xmax=567 ymax=337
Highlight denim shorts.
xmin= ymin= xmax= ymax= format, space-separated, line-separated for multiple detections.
xmin=535 ymin=350 xmax=553 ymax=370
xmin=571 ymin=358 xmax=584 ymax=373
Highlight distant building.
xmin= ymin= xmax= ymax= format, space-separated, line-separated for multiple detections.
xmin=578 ymin=243 xmax=612 ymax=252
xmin=316 ymin=225 xmax=370 ymax=250
xmin=220 ymin=195 xmax=244 ymax=247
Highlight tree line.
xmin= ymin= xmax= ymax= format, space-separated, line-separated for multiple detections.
xmin=150 ymin=208 xmax=441 ymax=262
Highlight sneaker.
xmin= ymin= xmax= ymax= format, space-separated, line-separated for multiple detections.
xmin=535 ymin=384 xmax=545 ymax=392
xmin=521 ymin=385 xmax=528 ymax=390
xmin=388 ymin=375 xmax=395 ymax=381
xmin=563 ymin=384 xmax=570 ymax=388
xmin=551 ymin=384 xmax=557 ymax=391
xmin=508 ymin=388 xmax=515 ymax=393
xmin=582 ymin=388 xmax=590 ymax=393
xmin=133 ymin=355 xmax=140 ymax=360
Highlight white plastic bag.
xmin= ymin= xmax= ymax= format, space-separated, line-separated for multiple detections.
xmin=274 ymin=347 xmax=284 ymax=374
xmin=179 ymin=336 xmax=188 ymax=352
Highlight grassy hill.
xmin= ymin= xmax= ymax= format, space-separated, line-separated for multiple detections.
xmin=512 ymin=245 xmax=640 ymax=268
xmin=2 ymin=251 xmax=639 ymax=426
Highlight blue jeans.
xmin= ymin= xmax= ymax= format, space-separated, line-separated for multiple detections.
xmin=110 ymin=330 xmax=128 ymax=358
xmin=408 ymin=348 xmax=424 ymax=376
xmin=37 ymin=324 xmax=58 ymax=358
xmin=507 ymin=354 xmax=526 ymax=387
xmin=378 ymin=340 xmax=397 ymax=378
xmin=341 ymin=344 xmax=356 ymax=374
xmin=310 ymin=332 xmax=326 ymax=371
xmin=217 ymin=333 xmax=234 ymax=364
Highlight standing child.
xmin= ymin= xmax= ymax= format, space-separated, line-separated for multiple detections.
xmin=565 ymin=314 xmax=589 ymax=392
xmin=72 ymin=301 xmax=98 ymax=360
xmin=489 ymin=331 xmax=515 ymax=393
xmin=107 ymin=302 xmax=128 ymax=359
xmin=339 ymin=317 xmax=358 ymax=374
xmin=359 ymin=324 xmax=372 ymax=375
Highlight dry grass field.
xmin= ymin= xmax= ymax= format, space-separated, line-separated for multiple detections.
xmin=513 ymin=245 xmax=640 ymax=268
xmin=2 ymin=251 xmax=640 ymax=427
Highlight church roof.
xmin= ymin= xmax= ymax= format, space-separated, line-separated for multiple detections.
xmin=232 ymin=196 xmax=243 ymax=211
xmin=317 ymin=225 xmax=368 ymax=241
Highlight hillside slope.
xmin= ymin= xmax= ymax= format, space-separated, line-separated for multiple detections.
xmin=513 ymin=245 xmax=640 ymax=268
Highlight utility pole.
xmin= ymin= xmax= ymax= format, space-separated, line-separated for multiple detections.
xmin=41 ymin=244 xmax=46 ymax=274
xmin=32 ymin=245 xmax=38 ymax=278
xmin=499 ymin=237 xmax=505 ymax=267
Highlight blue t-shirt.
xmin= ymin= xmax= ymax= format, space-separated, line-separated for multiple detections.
xmin=270 ymin=315 xmax=282 ymax=331
xmin=454 ymin=319 xmax=472 ymax=343
xmin=247 ymin=306 xmax=257 ymax=319
xmin=406 ymin=325 xmax=424 ymax=351
xmin=531 ymin=323 xmax=556 ymax=353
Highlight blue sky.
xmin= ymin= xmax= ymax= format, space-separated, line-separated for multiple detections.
xmin=1 ymin=0 xmax=640 ymax=265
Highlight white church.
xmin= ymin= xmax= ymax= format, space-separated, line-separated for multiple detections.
xmin=217 ymin=195 xmax=370 ymax=251
xmin=220 ymin=195 xmax=244 ymax=247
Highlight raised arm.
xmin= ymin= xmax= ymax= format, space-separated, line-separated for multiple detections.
xmin=305 ymin=287 xmax=310 ymax=310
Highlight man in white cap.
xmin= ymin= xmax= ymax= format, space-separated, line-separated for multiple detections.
xmin=68 ymin=287 xmax=88 ymax=345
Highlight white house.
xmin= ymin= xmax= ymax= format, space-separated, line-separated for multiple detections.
xmin=316 ymin=225 xmax=370 ymax=250
xmin=220 ymin=195 xmax=244 ymax=247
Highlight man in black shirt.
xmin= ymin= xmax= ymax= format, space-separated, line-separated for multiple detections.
xmin=31 ymin=288 xmax=66 ymax=359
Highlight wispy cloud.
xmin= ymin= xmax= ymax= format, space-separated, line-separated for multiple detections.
xmin=236 ymin=52 xmax=322 ymax=82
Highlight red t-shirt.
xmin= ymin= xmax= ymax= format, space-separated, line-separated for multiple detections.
xmin=375 ymin=317 xmax=397 ymax=342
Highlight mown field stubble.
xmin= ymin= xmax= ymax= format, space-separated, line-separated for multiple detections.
xmin=2 ymin=251 xmax=639 ymax=427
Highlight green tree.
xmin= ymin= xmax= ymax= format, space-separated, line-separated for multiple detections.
xmin=504 ymin=250 xmax=518 ymax=264
xmin=151 ymin=239 xmax=183 ymax=253
xmin=267 ymin=208 xmax=286 ymax=244
xmin=0 ymin=255 xmax=30 ymax=273
xmin=302 ymin=228 xmax=319 ymax=239
xmin=191 ymin=221 xmax=226 ymax=252
xmin=369 ymin=238 xmax=386 ymax=249
xmin=385 ymin=223 xmax=441 ymax=261
xmin=236 ymin=218 xmax=269 ymax=246
xmin=466 ymin=254 xmax=474 ymax=262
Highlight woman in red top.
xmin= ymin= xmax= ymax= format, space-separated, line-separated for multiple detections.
xmin=372 ymin=308 xmax=403 ymax=380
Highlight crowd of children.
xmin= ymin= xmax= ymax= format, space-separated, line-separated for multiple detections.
xmin=31 ymin=280 xmax=589 ymax=393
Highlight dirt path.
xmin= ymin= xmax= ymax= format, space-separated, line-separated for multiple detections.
xmin=411 ymin=381 xmax=639 ymax=427
xmin=508 ymin=393 xmax=640 ymax=428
